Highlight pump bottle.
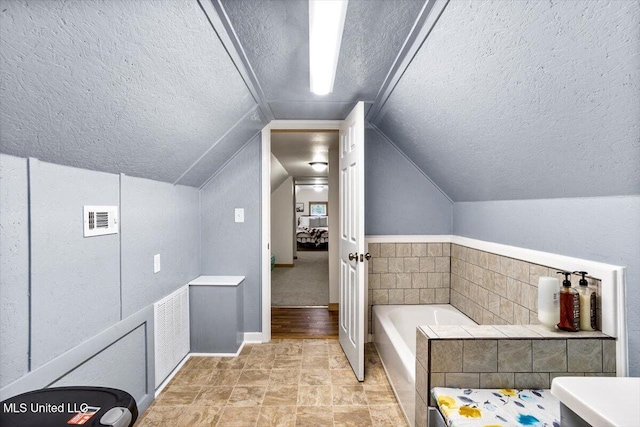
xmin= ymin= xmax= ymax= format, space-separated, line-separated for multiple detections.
xmin=557 ymin=271 xmax=580 ymax=332
xmin=575 ymin=271 xmax=597 ymax=331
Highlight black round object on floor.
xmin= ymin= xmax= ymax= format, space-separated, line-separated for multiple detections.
xmin=0 ymin=386 xmax=138 ymax=427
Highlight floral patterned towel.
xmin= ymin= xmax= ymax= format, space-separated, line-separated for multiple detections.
xmin=431 ymin=387 xmax=560 ymax=427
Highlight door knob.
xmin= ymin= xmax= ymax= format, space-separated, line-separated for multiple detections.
xmin=348 ymin=252 xmax=358 ymax=261
xmin=364 ymin=253 xmax=372 ymax=260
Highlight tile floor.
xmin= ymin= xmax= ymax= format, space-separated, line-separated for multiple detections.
xmin=135 ymin=340 xmax=408 ymax=426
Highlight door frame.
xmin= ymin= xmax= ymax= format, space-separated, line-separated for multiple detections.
xmin=260 ymin=120 xmax=343 ymax=342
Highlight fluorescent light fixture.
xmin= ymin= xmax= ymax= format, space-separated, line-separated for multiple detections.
xmin=309 ymin=0 xmax=348 ymax=95
xmin=309 ymin=161 xmax=328 ymax=172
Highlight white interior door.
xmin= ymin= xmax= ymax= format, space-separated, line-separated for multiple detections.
xmin=338 ymin=102 xmax=365 ymax=381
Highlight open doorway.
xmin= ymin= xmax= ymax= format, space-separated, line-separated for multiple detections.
xmin=269 ymin=130 xmax=339 ymax=338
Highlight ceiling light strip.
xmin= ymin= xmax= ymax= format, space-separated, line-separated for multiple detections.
xmin=309 ymin=0 xmax=349 ymax=95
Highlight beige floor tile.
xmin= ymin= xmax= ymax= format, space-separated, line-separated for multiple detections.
xmin=332 ymin=385 xmax=367 ymax=406
xmin=270 ymin=368 xmax=301 ymax=384
xmin=364 ymin=386 xmax=398 ymax=405
xmin=237 ymin=369 xmax=272 ymax=386
xmin=189 ymin=356 xmax=222 ymax=369
xmin=217 ymin=406 xmax=261 ymax=427
xmin=207 ymin=370 xmax=242 ymax=386
xmin=302 ymin=339 xmax=329 ymax=347
xmin=227 ymin=385 xmax=267 ymax=406
xmin=263 ymin=384 xmax=299 ymax=406
xmin=139 ymin=340 xmax=407 ymax=427
xmin=303 ymin=345 xmax=329 ymax=356
xmin=302 ymin=356 xmax=329 ymax=369
xmin=240 ymin=345 xmax=253 ymax=356
xmin=250 ymin=345 xmax=278 ymax=357
xmin=177 ymin=405 xmax=223 ymax=426
xmin=299 ymin=368 xmax=331 ymax=385
xmin=217 ymin=356 xmax=248 ymax=370
xmin=331 ymin=369 xmax=362 ymax=385
xmin=369 ymin=404 xmax=408 ymax=427
xmin=276 ymin=345 xmax=304 ymax=357
xmin=329 ymin=354 xmax=351 ymax=369
xmin=155 ymin=386 xmax=200 ymax=405
xmin=362 ymin=366 xmax=388 ymax=385
xmin=193 ymin=386 xmax=233 ymax=406
xmin=273 ymin=356 xmax=302 ymax=369
xmin=170 ymin=368 xmax=212 ymax=386
xmin=297 ymin=385 xmax=332 ymax=406
xmin=333 ymin=406 xmax=373 ymax=427
xmin=245 ymin=356 xmax=277 ymax=370
xmin=295 ymin=406 xmax=333 ymax=426
xmin=258 ymin=406 xmax=297 ymax=427
xmin=135 ymin=405 xmax=186 ymax=426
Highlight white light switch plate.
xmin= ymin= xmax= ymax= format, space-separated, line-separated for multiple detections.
xmin=154 ymin=254 xmax=161 ymax=273
xmin=235 ymin=208 xmax=244 ymax=223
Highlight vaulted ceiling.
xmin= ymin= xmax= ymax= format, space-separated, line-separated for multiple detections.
xmin=1 ymin=0 xmax=638 ymax=199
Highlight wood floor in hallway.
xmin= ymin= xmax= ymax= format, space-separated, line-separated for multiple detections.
xmin=271 ymin=307 xmax=338 ymax=339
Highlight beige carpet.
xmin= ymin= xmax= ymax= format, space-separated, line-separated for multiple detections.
xmin=271 ymin=251 xmax=329 ymax=306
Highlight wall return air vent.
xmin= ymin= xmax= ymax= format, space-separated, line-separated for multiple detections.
xmin=83 ymin=206 xmax=118 ymax=237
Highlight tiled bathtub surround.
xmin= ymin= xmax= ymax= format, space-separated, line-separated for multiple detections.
xmin=367 ymin=243 xmax=451 ymax=333
xmin=450 ymin=244 xmax=602 ymax=328
xmin=414 ymin=324 xmax=616 ymax=426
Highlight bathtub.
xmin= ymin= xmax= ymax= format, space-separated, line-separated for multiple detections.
xmin=372 ymin=304 xmax=476 ymax=426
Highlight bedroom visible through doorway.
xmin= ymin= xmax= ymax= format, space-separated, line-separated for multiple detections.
xmin=269 ymin=130 xmax=339 ymax=338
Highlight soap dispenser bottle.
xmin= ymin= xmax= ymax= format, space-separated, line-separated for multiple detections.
xmin=557 ymin=271 xmax=580 ymax=332
xmin=575 ymin=271 xmax=597 ymax=331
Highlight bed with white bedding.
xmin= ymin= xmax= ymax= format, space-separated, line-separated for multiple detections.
xmin=296 ymin=216 xmax=329 ymax=246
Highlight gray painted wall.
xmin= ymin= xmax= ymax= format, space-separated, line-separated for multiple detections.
xmin=376 ymin=0 xmax=640 ymax=201
xmin=200 ymin=136 xmax=261 ymax=332
xmin=29 ymin=160 xmax=121 ymax=369
xmin=0 ymin=155 xmax=29 ymax=387
xmin=0 ymin=0 xmax=256 ymax=187
xmin=454 ymin=195 xmax=640 ymax=376
xmin=121 ymin=175 xmax=200 ymax=317
xmin=365 ymin=127 xmax=452 ymax=235
xmin=51 ymin=325 xmax=147 ymax=401
xmin=0 ymin=154 xmax=198 ymax=411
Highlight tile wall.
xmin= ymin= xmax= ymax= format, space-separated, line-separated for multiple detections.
xmin=415 ymin=324 xmax=616 ymax=425
xmin=367 ymin=243 xmax=451 ymax=333
xmin=450 ymin=244 xmax=602 ymax=328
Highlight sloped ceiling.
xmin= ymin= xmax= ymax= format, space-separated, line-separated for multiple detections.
xmin=2 ymin=0 xmax=638 ymax=200
xmin=0 ymin=0 xmax=263 ymax=186
xmin=374 ymin=0 xmax=640 ymax=201
xmin=220 ymin=0 xmax=425 ymax=119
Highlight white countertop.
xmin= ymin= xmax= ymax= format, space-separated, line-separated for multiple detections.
xmin=188 ymin=275 xmax=245 ymax=287
xmin=551 ymin=377 xmax=640 ymax=427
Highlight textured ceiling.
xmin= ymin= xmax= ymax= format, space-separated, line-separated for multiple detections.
xmin=271 ymin=131 xmax=339 ymax=178
xmin=1 ymin=0 xmax=637 ymax=201
xmin=0 ymin=0 xmax=259 ymax=186
xmin=220 ymin=0 xmax=425 ymax=119
xmin=375 ymin=0 xmax=640 ymax=201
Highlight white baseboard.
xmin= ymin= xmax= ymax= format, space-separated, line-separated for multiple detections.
xmin=366 ymin=235 xmax=453 ymax=243
xmin=244 ymin=332 xmax=266 ymax=343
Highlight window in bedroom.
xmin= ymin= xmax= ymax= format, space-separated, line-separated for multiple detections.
xmin=309 ymin=202 xmax=328 ymax=216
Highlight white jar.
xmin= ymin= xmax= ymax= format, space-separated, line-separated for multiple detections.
xmin=538 ymin=276 xmax=560 ymax=330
